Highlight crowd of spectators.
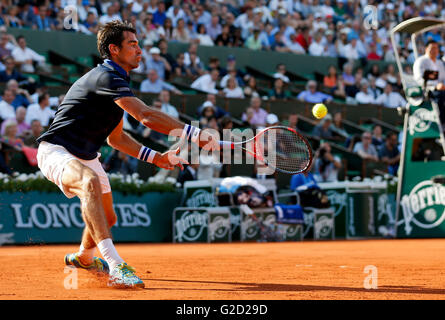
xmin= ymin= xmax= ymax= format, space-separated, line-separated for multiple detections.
xmin=0 ymin=0 xmax=418 ymax=181
xmin=0 ymin=0 xmax=442 ymax=63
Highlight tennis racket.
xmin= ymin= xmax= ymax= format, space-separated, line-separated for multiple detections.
xmin=220 ymin=126 xmax=313 ymax=174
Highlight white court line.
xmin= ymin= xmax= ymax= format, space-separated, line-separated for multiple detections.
xmin=295 ymin=264 xmax=313 ymax=267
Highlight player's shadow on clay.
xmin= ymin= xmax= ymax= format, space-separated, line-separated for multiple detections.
xmin=144 ymin=279 xmax=445 ymax=295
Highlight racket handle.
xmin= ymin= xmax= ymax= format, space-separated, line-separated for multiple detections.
xmin=219 ymin=141 xmax=234 ymax=149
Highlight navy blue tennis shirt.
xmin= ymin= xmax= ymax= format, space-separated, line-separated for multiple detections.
xmin=37 ymin=59 xmax=135 ymax=160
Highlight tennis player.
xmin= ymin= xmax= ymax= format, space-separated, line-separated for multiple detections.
xmin=36 ymin=21 xmax=219 ymax=288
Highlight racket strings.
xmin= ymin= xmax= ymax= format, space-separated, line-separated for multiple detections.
xmin=259 ymin=129 xmax=311 ymax=174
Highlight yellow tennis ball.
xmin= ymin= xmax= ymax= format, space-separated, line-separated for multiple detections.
xmin=312 ymin=103 xmax=328 ymax=119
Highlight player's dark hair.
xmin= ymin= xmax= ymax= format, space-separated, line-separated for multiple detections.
xmin=97 ymin=20 xmax=136 ymax=60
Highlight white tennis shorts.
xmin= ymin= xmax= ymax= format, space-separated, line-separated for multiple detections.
xmin=37 ymin=141 xmax=111 ymax=199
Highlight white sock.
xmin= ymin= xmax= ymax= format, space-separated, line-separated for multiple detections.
xmin=78 ymin=244 xmax=96 ymax=265
xmin=97 ymin=238 xmax=124 ymax=271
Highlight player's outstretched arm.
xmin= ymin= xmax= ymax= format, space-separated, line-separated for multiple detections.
xmin=107 ymin=118 xmax=188 ymax=170
xmin=114 ymin=96 xmax=219 ymax=151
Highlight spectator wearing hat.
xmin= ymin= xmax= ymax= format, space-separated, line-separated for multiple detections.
xmin=197 ymin=94 xmax=228 ymax=120
xmin=266 ymin=113 xmax=279 ymax=127
xmin=199 ymin=101 xmax=217 ymax=127
xmin=324 ymin=30 xmax=337 ymax=57
xmin=144 ymin=47 xmax=171 ymax=80
xmin=140 ymin=69 xmax=181 ymax=94
xmin=297 ymin=80 xmax=333 ymax=103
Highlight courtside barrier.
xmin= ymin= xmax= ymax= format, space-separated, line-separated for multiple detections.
xmin=0 ymin=191 xmax=181 ymax=245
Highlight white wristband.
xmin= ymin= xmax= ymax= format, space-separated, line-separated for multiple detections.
xmin=138 ymin=146 xmax=156 ymax=163
xmin=183 ymin=124 xmax=201 ymax=143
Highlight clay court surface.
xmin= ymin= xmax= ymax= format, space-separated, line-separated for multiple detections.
xmin=1 ymin=239 xmax=445 ymax=300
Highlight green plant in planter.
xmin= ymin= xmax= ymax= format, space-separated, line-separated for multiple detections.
xmin=0 ymin=172 xmax=178 ymax=194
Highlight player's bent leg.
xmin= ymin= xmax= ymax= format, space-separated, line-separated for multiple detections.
xmin=62 ymin=160 xmax=144 ymax=288
xmin=61 ymin=159 xmax=111 ymax=243
xmin=76 ymin=192 xmax=117 ymax=266
xmin=62 ymin=160 xmax=111 ymax=274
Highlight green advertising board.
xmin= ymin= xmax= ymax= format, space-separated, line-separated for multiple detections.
xmin=320 ymin=182 xmax=348 ymax=238
xmin=229 ymin=206 xmax=241 ymax=241
xmin=314 ymin=209 xmax=335 ymax=240
xmin=240 ymin=206 xmax=303 ymax=242
xmin=396 ymin=100 xmax=445 ymax=237
xmin=173 ymin=207 xmax=208 ymax=243
xmin=0 ymin=191 xmax=182 ymax=245
xmin=346 ymin=189 xmax=378 ymax=239
xmin=207 ymin=208 xmax=232 ymax=242
xmin=172 ymin=207 xmax=231 ymax=243
xmin=182 ymin=180 xmax=217 ymax=207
